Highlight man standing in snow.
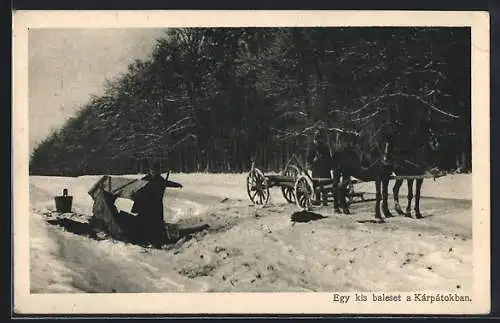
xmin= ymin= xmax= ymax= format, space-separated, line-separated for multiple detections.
xmin=132 ymin=162 xmax=182 ymax=248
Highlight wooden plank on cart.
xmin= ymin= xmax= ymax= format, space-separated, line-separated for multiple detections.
xmin=266 ymin=174 xmax=299 ymax=183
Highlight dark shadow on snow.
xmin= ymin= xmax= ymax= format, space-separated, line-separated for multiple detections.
xmin=47 ymin=218 xmax=97 ymax=238
xmin=290 ymin=210 xmax=327 ymax=223
xmin=178 ymin=223 xmax=210 ymax=236
xmin=46 ymin=211 xmax=210 ymax=249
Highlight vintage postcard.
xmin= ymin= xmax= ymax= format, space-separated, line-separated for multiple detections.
xmin=13 ymin=10 xmax=490 ymax=314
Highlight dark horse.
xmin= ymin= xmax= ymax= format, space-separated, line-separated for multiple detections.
xmin=307 ymin=129 xmax=334 ymax=206
xmin=391 ymin=118 xmax=441 ymax=219
xmin=331 ymin=118 xmax=440 ymax=220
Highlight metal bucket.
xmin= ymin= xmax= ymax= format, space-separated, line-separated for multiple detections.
xmin=54 ymin=189 xmax=73 ymax=213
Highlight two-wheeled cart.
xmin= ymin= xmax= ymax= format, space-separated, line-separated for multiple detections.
xmin=246 ymin=155 xmax=366 ymax=210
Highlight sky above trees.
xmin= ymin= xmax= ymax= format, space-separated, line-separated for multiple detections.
xmin=28 ymin=28 xmax=166 ymax=152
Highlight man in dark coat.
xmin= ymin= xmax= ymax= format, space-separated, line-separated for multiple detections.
xmin=132 ymin=162 xmax=182 ymax=248
xmin=307 ymin=129 xmax=333 ymax=206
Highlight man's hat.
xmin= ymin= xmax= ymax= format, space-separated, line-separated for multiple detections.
xmin=150 ymin=161 xmax=161 ymax=174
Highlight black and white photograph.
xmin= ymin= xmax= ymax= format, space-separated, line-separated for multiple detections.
xmin=13 ymin=11 xmax=490 ymax=314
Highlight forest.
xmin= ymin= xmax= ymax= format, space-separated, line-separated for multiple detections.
xmin=29 ymin=27 xmax=471 ymax=176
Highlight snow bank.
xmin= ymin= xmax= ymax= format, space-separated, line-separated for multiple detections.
xmin=27 ymin=172 xmax=473 ymax=294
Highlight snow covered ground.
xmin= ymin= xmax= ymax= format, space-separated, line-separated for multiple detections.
xmin=28 ymin=173 xmax=472 ymax=294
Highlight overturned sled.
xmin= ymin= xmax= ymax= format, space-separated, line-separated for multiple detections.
xmin=87 ymin=174 xmax=183 ymax=244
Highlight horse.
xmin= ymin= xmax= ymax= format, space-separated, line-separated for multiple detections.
xmin=331 ymin=123 xmax=397 ymax=220
xmin=331 ymin=118 xmax=439 ymax=220
xmin=391 ymin=119 xmax=441 ymax=219
xmin=307 ymin=129 xmax=334 ymax=206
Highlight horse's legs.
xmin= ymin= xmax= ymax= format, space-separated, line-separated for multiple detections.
xmin=327 ymin=173 xmax=335 ymax=207
xmin=332 ymin=169 xmax=341 ymax=213
xmin=393 ymin=179 xmax=404 ymax=215
xmin=405 ymin=179 xmax=414 ymax=217
xmin=322 ymin=183 xmax=329 ymax=206
xmin=382 ymin=175 xmax=393 ymax=218
xmin=415 ymin=178 xmax=424 ymax=219
xmin=314 ymin=184 xmax=322 ymax=205
xmin=339 ymin=175 xmax=351 ymax=214
xmin=375 ymin=178 xmax=382 ymax=219
xmin=313 ymin=172 xmax=323 ymax=205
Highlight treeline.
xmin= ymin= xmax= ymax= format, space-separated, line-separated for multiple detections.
xmin=29 ymin=27 xmax=471 ymax=176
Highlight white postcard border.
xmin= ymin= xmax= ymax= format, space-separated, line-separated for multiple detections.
xmin=12 ymin=10 xmax=490 ymax=314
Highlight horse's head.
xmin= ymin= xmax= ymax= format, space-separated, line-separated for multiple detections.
xmin=417 ymin=115 xmax=440 ymax=153
xmin=399 ymin=115 xmax=439 ymax=154
xmin=411 ymin=118 xmax=442 ymax=172
xmin=313 ymin=127 xmax=327 ymax=145
xmin=420 ymin=122 xmax=448 ymax=176
xmin=427 ymin=127 xmax=440 ymax=152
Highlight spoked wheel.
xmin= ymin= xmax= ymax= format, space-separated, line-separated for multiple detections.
xmin=294 ymin=175 xmax=315 ymax=211
xmin=281 ymin=164 xmax=300 ymax=203
xmin=246 ymin=167 xmax=270 ymax=208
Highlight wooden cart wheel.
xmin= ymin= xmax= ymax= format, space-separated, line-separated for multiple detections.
xmin=294 ymin=174 xmax=315 ymax=211
xmin=246 ymin=167 xmax=270 ymax=208
xmin=281 ymin=164 xmax=300 ymax=203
